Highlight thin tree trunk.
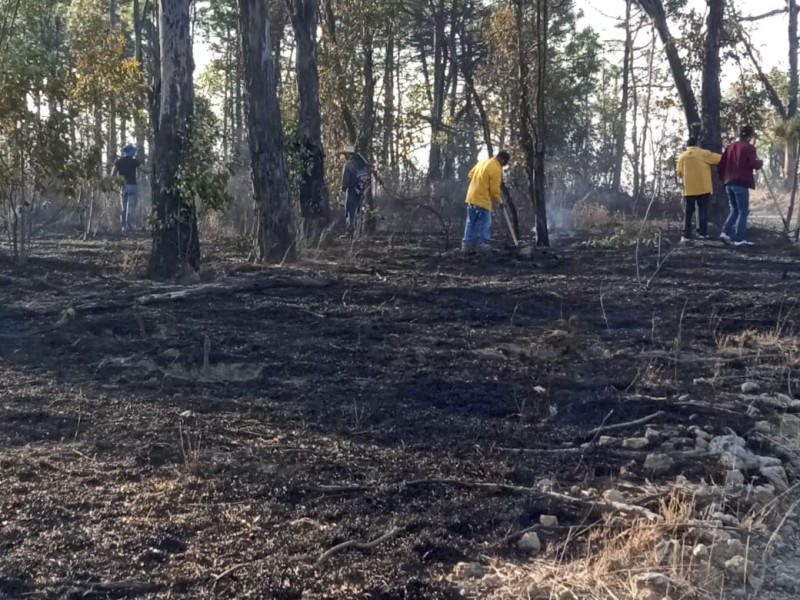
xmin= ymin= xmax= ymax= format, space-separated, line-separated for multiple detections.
xmin=291 ymin=0 xmax=330 ymax=241
xmin=381 ymin=26 xmax=395 ymax=173
xmin=428 ymin=0 xmax=447 ymax=182
xmin=533 ymin=0 xmax=549 ymax=246
xmin=786 ymin=0 xmax=799 ymax=185
xmin=612 ymin=0 xmax=632 ymax=192
xmin=107 ymin=0 xmax=117 ymax=170
xmin=149 ymin=0 xmax=199 ymax=278
xmin=515 ymin=0 xmax=537 ymax=238
xmin=133 ymin=0 xmax=146 ymax=161
xmin=320 ymin=0 xmax=357 ymax=143
xmin=240 ymin=0 xmax=296 ymax=262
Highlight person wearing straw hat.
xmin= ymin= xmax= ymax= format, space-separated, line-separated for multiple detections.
xmin=112 ymin=143 xmax=143 ymax=233
xmin=340 ymin=145 xmax=371 ymax=236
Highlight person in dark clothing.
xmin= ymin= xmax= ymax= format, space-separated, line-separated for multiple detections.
xmin=718 ymin=125 xmax=763 ymax=246
xmin=340 ymin=146 xmax=371 ymax=236
xmin=112 ymin=144 xmax=142 ymax=233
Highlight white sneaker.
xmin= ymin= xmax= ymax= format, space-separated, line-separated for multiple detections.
xmin=680 ymin=236 xmax=693 ymax=244
xmin=720 ymin=233 xmax=731 ymax=243
xmin=734 ymin=240 xmax=755 ymax=247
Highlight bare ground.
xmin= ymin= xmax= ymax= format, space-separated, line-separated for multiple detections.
xmin=1 ymin=230 xmax=799 ymax=599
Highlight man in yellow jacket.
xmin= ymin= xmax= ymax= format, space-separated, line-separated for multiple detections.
xmin=677 ymin=137 xmax=721 ymax=242
xmin=462 ymin=151 xmax=511 ymax=252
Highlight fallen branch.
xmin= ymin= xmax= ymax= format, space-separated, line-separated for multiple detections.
xmin=587 ymin=411 xmax=665 ymax=437
xmin=212 ymin=563 xmax=253 ymax=590
xmin=315 ymin=526 xmax=405 ymax=568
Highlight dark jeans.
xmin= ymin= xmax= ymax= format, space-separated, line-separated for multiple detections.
xmin=723 ymin=184 xmax=749 ymax=242
xmin=683 ymin=193 xmax=710 ymax=238
xmin=345 ymin=190 xmax=362 ymax=233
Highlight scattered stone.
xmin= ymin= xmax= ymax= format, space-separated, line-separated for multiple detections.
xmin=453 ymin=562 xmax=488 ymax=579
xmin=752 ymin=484 xmax=775 ymax=506
xmin=757 ymin=455 xmax=782 ymax=468
xmin=644 ymin=453 xmax=674 ymax=475
xmin=754 ymin=420 xmax=773 ymax=434
xmin=724 ymin=470 xmax=745 ymax=489
xmin=695 ymin=438 xmax=710 ymax=451
xmin=710 ymin=434 xmax=758 ymax=470
xmin=178 ymin=410 xmax=194 ymax=419
xmin=536 ymin=479 xmax=554 ymax=491
xmin=481 ymin=574 xmax=503 ymax=589
xmin=688 ymin=426 xmax=712 ymax=441
xmin=603 ymin=489 xmax=626 ymax=504
xmin=517 ymin=532 xmax=542 ymax=554
xmin=724 ymin=555 xmax=752 ymax=579
xmin=632 ymin=573 xmax=671 ymax=600
xmin=692 ymin=544 xmax=709 ymax=559
xmin=780 ymin=414 xmax=800 ymax=437
xmin=598 ymin=436 xmax=618 ymax=447
xmin=713 ymin=512 xmax=740 ymax=527
xmin=539 ymin=515 xmax=558 ymax=527
xmin=645 ymin=427 xmax=661 ymax=442
xmin=741 ymin=381 xmax=761 ymax=394
xmin=760 ymin=465 xmax=789 ymax=493
xmin=622 ymin=437 xmax=649 ymax=450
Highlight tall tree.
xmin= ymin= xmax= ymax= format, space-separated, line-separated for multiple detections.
xmin=290 ymin=0 xmax=331 ymax=242
xmin=636 ymin=0 xmax=700 ymax=135
xmin=611 ymin=0 xmax=632 ymax=192
xmin=240 ymin=0 xmax=296 ymax=262
xmin=149 ymin=0 xmax=199 ymax=277
xmin=532 ymin=0 xmax=549 ymax=246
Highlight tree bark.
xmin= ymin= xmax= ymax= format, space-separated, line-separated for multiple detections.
xmin=515 ymin=0 xmax=537 ymax=240
xmin=787 ymin=0 xmax=798 ymax=184
xmin=428 ymin=0 xmax=447 ymax=182
xmin=149 ymin=0 xmax=199 ymax=278
xmin=381 ymin=26 xmax=395 ymax=173
xmin=107 ymin=0 xmax=117 ymax=170
xmin=700 ymin=0 xmax=726 ymax=224
xmin=533 ymin=0 xmax=549 ymax=246
xmin=637 ymin=0 xmax=700 ymax=136
xmin=611 ymin=0 xmax=632 ymax=192
xmin=240 ymin=0 xmax=296 ymax=262
xmin=290 ymin=0 xmax=330 ymax=242
xmin=320 ymin=0 xmax=357 ymax=143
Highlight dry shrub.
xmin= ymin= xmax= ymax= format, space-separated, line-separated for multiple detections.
xmin=572 ymin=202 xmax=615 ymax=231
xmin=477 ymin=491 xmax=730 ymax=600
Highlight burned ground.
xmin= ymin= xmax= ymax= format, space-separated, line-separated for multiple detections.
xmin=0 ymin=232 xmax=799 ymax=599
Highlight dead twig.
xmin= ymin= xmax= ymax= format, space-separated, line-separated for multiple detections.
xmin=212 ymin=563 xmax=252 ymax=590
xmin=315 ymin=526 xmax=405 ymax=568
xmin=586 ymin=410 xmax=665 ymax=437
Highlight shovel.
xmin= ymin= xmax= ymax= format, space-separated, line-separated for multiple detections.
xmin=501 ymin=203 xmax=519 ymax=246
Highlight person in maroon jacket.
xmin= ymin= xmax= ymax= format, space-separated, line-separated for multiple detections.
xmin=717 ymin=125 xmax=763 ymax=246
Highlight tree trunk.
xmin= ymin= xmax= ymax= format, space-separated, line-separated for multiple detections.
xmin=701 ymin=0 xmax=726 ymax=224
xmin=381 ymin=26 xmax=395 ymax=173
xmin=320 ymin=0 xmax=357 ymax=143
xmin=533 ymin=0 xmax=549 ymax=246
xmin=240 ymin=0 xmax=296 ymax=262
xmin=428 ymin=0 xmax=447 ymax=182
xmin=107 ymin=0 xmax=117 ymax=170
xmin=515 ymin=0 xmax=537 ymax=239
xmin=786 ymin=0 xmax=799 ymax=185
xmin=359 ymin=29 xmax=376 ymax=233
xmin=637 ymin=0 xmax=700 ymax=136
xmin=611 ymin=0 xmax=632 ymax=192
xmin=133 ymin=0 xmax=146 ymax=162
xmin=291 ymin=0 xmax=330 ymax=242
xmin=148 ymin=0 xmax=199 ymax=278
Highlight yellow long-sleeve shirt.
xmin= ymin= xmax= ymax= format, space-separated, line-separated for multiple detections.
xmin=677 ymin=146 xmax=722 ymax=196
xmin=465 ymin=157 xmax=503 ymax=210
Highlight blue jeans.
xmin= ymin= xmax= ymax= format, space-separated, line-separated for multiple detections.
xmin=120 ymin=184 xmax=138 ymax=232
xmin=723 ymin=184 xmax=749 ymax=242
xmin=462 ymin=204 xmax=492 ymax=249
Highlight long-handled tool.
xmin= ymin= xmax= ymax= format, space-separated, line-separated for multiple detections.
xmin=501 ymin=203 xmax=519 ymax=246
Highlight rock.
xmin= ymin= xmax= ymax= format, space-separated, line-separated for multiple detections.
xmin=481 ymin=574 xmax=503 ymax=588
xmin=757 ymin=455 xmax=782 ymax=468
xmin=692 ymin=544 xmax=709 ymax=559
xmin=724 ymin=470 xmax=745 ymax=490
xmin=517 ymin=532 xmax=542 ymax=554
xmin=752 ymin=484 xmax=775 ymax=506
xmin=644 ymin=453 xmax=674 ymax=475
xmin=632 ymin=573 xmax=671 ymax=600
xmin=695 ymin=437 xmax=710 ymax=451
xmin=622 ymin=437 xmax=650 ymax=450
xmin=453 ymin=562 xmax=488 ymax=579
xmin=713 ymin=512 xmax=740 ymax=527
xmin=780 ymin=414 xmax=800 ymax=437
xmin=598 ymin=436 xmax=618 ymax=446
xmin=760 ymin=465 xmax=789 ymax=493
xmin=539 ymin=515 xmax=558 ymax=527
xmin=603 ymin=489 xmax=626 ymax=504
xmin=644 ymin=427 xmax=661 ymax=442
xmin=724 ymin=555 xmax=752 ymax=579
xmin=688 ymin=426 xmax=712 ymax=441
xmin=710 ymin=434 xmax=758 ymax=470
xmin=775 ymin=572 xmax=800 ymax=592
xmin=536 ymin=479 xmax=555 ymax=491
xmin=755 ymin=420 xmax=773 ymax=434
xmin=741 ymin=381 xmax=761 ymax=394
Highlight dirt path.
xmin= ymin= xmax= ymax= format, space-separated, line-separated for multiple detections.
xmin=0 ymin=233 xmax=799 ymax=599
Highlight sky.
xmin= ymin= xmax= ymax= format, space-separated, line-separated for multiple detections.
xmin=579 ymin=0 xmax=790 ymax=74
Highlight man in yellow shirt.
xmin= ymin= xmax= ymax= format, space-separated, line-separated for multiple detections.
xmin=462 ymin=151 xmax=511 ymax=252
xmin=677 ymin=138 xmax=721 ymax=242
